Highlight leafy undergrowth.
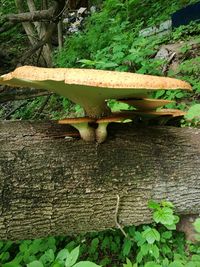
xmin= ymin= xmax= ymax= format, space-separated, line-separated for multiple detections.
xmin=1 ymin=201 xmax=200 ymax=267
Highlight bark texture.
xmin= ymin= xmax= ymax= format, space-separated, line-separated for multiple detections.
xmin=0 ymin=121 xmax=200 ymax=240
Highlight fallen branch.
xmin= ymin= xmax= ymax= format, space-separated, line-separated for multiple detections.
xmin=3 ymin=101 xmax=28 ymax=120
xmin=32 ymin=95 xmax=51 ymax=119
xmin=2 ymin=7 xmax=55 ymax=23
xmin=0 ymin=86 xmax=51 ymax=102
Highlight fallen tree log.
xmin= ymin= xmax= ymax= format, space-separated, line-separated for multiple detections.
xmin=0 ymin=121 xmax=200 ymax=240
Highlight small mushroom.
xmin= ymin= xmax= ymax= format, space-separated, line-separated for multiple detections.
xmin=58 ymin=117 xmax=95 ymax=142
xmin=118 ymin=98 xmax=175 ymax=110
xmin=0 ymin=66 xmax=192 ymax=118
xmin=96 ymin=116 xmax=132 ymax=143
xmin=116 ymin=108 xmax=186 ymax=118
xmin=156 ymin=108 xmax=186 ymax=117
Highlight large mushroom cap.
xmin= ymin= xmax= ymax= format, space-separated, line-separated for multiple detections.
xmin=0 ymin=66 xmax=192 ymax=118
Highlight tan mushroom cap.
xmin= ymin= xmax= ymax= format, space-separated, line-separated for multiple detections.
xmin=58 ymin=117 xmax=95 ymax=124
xmin=157 ymin=109 xmax=186 ymax=117
xmin=118 ymin=98 xmax=175 ymax=110
xmin=0 ymin=66 xmax=192 ymax=117
xmin=117 ymin=109 xmax=186 ymax=117
xmin=96 ymin=115 xmax=129 ymax=123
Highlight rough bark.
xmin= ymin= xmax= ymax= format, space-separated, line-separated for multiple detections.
xmin=27 ymin=0 xmax=52 ymax=67
xmin=2 ymin=7 xmax=55 ymax=23
xmin=0 ymin=121 xmax=200 ymax=240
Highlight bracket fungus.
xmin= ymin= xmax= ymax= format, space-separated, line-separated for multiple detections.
xmin=58 ymin=117 xmax=95 ymax=142
xmin=0 ymin=66 xmax=192 ymax=118
xmin=0 ymin=66 xmax=192 ymax=143
xmin=118 ymin=98 xmax=175 ymax=110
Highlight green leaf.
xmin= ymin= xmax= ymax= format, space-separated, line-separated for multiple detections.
xmin=153 ymin=207 xmax=175 ymax=225
xmin=0 ymin=252 xmax=10 ymax=262
xmin=56 ymin=249 xmax=69 ymax=262
xmin=89 ymin=238 xmax=99 ymax=254
xmin=134 ymin=231 xmax=146 ymax=246
xmin=123 ymin=258 xmax=133 ymax=267
xmin=45 ymin=249 xmax=55 ymax=261
xmin=161 ymin=201 xmax=174 ymax=208
xmin=2 ymin=263 xmax=21 ymax=267
xmin=78 ymin=59 xmax=97 ymax=66
xmin=144 ymin=262 xmax=162 ymax=267
xmin=136 ymin=250 xmax=144 ymax=263
xmin=148 ymin=200 xmax=160 ymax=210
xmin=185 ymin=104 xmax=200 ymax=120
xmin=194 ymin=218 xmax=200 ymax=233
xmin=162 ymin=244 xmax=172 ymax=254
xmin=65 ymin=246 xmax=80 ymax=267
xmin=175 ymin=92 xmax=185 ymax=98
xmin=73 ymin=261 xmax=101 ymax=267
xmin=101 ymin=62 xmax=119 ymax=68
xmin=174 ymin=215 xmax=180 ymax=224
xmin=168 ymin=261 xmax=184 ymax=267
xmin=122 ymin=239 xmax=132 ymax=257
xmin=155 ymin=90 xmax=165 ymax=98
xmin=162 ymin=231 xmax=172 ymax=240
xmin=142 ymin=228 xmax=160 ymax=244
xmin=52 ymin=262 xmax=63 ymax=267
xmin=30 ymin=239 xmax=42 ymax=254
xmin=40 ymin=249 xmax=55 ymax=265
xmin=162 ymin=258 xmax=169 ymax=267
xmin=191 ymin=255 xmax=200 ymax=262
xmin=164 ymin=223 xmax=176 ymax=230
xmin=185 ymin=262 xmax=197 ymax=267
xmin=27 ymin=261 xmax=44 ymax=267
xmin=150 ymin=244 xmax=159 ymax=259
xmin=128 ymin=226 xmax=136 ymax=238
xmin=140 ymin=243 xmax=150 ymax=256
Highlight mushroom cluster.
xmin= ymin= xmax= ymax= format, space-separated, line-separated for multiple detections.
xmin=0 ymin=66 xmax=192 ymax=143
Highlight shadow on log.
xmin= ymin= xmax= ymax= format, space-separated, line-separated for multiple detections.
xmin=0 ymin=121 xmax=200 ymax=240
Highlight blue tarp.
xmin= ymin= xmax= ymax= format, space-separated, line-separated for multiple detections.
xmin=172 ymin=1 xmax=200 ymax=28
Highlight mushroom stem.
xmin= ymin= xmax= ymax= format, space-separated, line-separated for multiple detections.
xmin=84 ymin=102 xmax=111 ymax=118
xmin=95 ymin=122 xmax=109 ymax=143
xmin=71 ymin=123 xmax=95 ymax=142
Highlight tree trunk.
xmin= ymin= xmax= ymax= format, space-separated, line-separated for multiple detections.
xmin=0 ymin=121 xmax=200 ymax=240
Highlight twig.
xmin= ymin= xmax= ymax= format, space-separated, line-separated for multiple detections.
xmin=20 ymin=22 xmax=55 ymax=64
xmin=3 ymin=101 xmax=27 ymax=120
xmin=114 ymin=194 xmax=127 ymax=238
xmin=162 ymin=52 xmax=176 ymax=76
xmin=53 ymin=0 xmax=69 ymax=21
xmin=32 ymin=95 xmax=51 ymax=119
xmin=36 ymin=46 xmax=44 ymax=65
